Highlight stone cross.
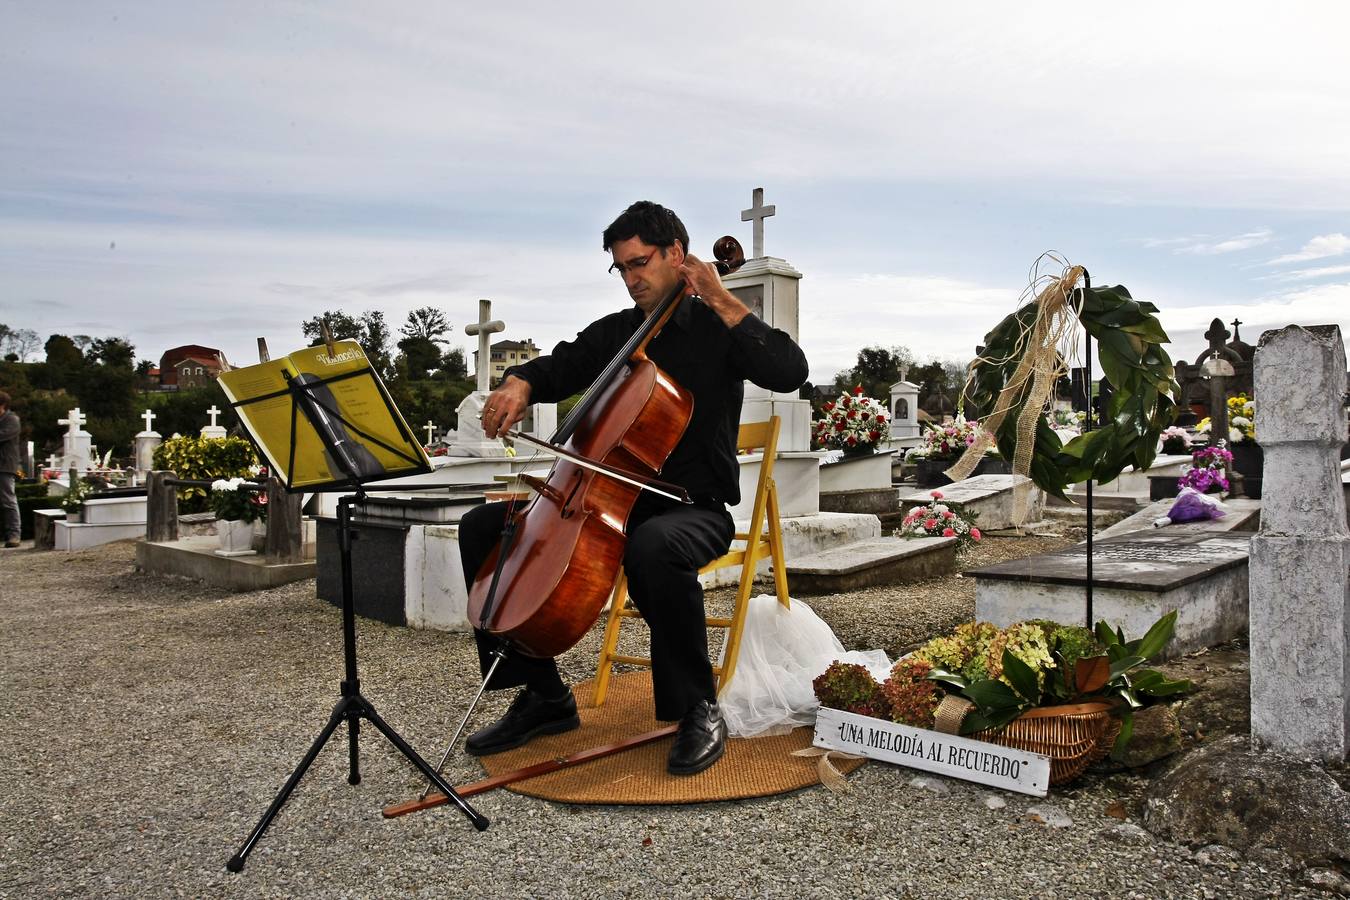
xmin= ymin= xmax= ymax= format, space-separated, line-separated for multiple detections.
xmin=1248 ymin=324 xmax=1349 ymax=762
xmin=206 ymin=405 xmax=222 ymax=428
xmin=424 ymin=420 xmax=437 ymax=446
xmin=740 ymin=187 xmax=776 ymax=259
xmin=464 ymin=298 xmax=506 ymax=393
xmin=141 ymin=409 xmax=156 ymax=432
xmin=46 ymin=454 xmax=58 ymax=469
xmin=1198 ymin=318 xmax=1241 ymax=443
xmin=59 ymin=407 xmax=86 ymax=434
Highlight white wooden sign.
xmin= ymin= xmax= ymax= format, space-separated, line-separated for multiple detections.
xmin=813 ymin=707 xmax=1051 ymax=797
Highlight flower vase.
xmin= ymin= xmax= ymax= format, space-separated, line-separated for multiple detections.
xmin=1229 ymin=442 xmax=1263 ymax=499
xmin=216 ymin=518 xmax=255 ymax=556
xmin=251 ymin=518 xmax=267 ymax=553
xmin=66 ymin=508 xmax=82 ymax=524
xmin=913 ymin=457 xmax=955 ymax=488
xmin=841 ymin=444 xmax=875 ymax=460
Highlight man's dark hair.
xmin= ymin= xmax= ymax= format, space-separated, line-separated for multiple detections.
xmin=602 ymin=201 xmax=690 ymax=254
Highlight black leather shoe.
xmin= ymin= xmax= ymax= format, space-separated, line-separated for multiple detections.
xmin=464 ymin=688 xmax=580 ymax=756
xmin=667 ymin=699 xmax=727 ymax=776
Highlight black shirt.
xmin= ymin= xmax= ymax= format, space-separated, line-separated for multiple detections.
xmin=503 ymin=297 xmax=808 ymax=506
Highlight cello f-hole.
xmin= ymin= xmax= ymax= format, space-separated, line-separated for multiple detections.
xmin=560 ymin=469 xmax=584 ymax=519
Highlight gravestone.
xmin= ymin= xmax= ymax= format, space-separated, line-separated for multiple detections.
xmin=723 ymin=187 xmax=812 ymax=454
xmin=971 ymin=530 xmax=1251 ymax=658
xmin=58 ymin=407 xmax=92 ymax=472
xmin=134 ymin=408 xmax=161 ymax=478
xmin=1096 ymin=496 xmax=1261 ymax=540
xmin=1249 ymin=324 xmax=1349 ymax=762
xmin=889 ymin=375 xmax=921 ymax=441
xmin=899 ymin=474 xmax=1043 ymax=532
xmin=199 ymin=405 xmax=227 ymax=439
xmin=451 ymin=299 xmax=510 ymax=458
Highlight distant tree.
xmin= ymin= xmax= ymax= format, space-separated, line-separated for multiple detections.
xmin=397 ymin=336 xmax=442 ymax=381
xmin=359 ymin=310 xmax=394 ymax=380
xmin=301 ymin=311 xmax=364 ymax=345
xmin=439 ymin=346 xmax=468 ymax=380
xmin=88 ymin=337 xmax=136 ymax=369
xmin=78 ymin=337 xmax=138 ymax=451
xmin=829 ymin=345 xmax=915 ymax=402
xmin=301 ymin=310 xmax=394 ymax=380
xmin=44 ymin=334 xmax=84 ymax=385
xmin=0 ymin=326 xmax=40 ymax=361
xmin=401 ymin=307 xmax=452 ymax=343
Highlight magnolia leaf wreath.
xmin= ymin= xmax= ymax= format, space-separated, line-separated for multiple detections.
xmin=947 ymin=255 xmax=1179 ymax=508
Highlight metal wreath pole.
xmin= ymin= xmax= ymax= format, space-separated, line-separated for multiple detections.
xmin=1079 ymin=270 xmax=1095 ymax=630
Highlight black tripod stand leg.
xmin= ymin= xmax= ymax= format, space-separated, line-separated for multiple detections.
xmin=360 ymin=700 xmax=490 ymax=831
xmin=226 ymin=696 xmax=354 ymax=872
xmin=347 ymin=707 xmax=361 ymax=785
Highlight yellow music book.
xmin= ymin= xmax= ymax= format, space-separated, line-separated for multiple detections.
xmin=217 ymin=341 xmax=431 ymax=490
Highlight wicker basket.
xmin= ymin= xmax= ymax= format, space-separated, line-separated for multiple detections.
xmin=936 ymin=697 xmax=1120 ymax=786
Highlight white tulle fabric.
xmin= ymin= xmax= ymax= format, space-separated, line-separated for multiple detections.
xmin=716 ymin=594 xmax=892 ymax=738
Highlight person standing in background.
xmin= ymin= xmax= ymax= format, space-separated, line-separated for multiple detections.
xmin=0 ymin=391 xmax=21 ymax=548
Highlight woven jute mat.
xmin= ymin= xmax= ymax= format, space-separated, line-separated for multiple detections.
xmin=477 ymin=671 xmax=865 ymax=805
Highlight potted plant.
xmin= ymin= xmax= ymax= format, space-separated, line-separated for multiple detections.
xmin=1151 ymin=443 xmax=1233 ymax=500
xmin=814 ymin=612 xmax=1191 ymax=785
xmin=899 ymin=489 xmax=983 ymax=552
xmin=210 ymin=477 xmax=264 ymax=555
xmin=909 ymin=417 xmax=1002 ymax=487
xmin=59 ymin=480 xmax=91 ymax=523
xmin=813 ymin=385 xmax=890 ymax=458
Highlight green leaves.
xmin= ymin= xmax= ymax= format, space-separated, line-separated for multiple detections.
xmin=968 ymin=277 xmax=1180 ymax=500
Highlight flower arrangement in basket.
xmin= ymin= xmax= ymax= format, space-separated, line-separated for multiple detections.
xmin=1177 ymin=443 xmax=1232 ymax=494
xmin=209 ymin=477 xmax=267 ymax=523
xmin=813 ymin=385 xmax=890 ymax=454
xmin=900 ymin=489 xmax=982 ymax=551
xmin=814 ymin=612 xmax=1190 ymax=785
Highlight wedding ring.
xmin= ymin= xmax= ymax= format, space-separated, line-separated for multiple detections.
xmin=486 ymin=405 xmax=496 ymax=412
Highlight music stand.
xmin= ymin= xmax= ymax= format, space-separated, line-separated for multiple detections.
xmin=218 ymin=342 xmax=488 ymax=872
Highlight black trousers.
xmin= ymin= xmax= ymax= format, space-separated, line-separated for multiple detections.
xmin=460 ymin=493 xmax=734 ymax=721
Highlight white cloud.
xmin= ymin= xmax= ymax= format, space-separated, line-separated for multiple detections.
xmin=1268 ymin=263 xmax=1350 ymax=282
xmin=1175 ymin=230 xmax=1274 ymax=255
xmin=1154 ymin=282 xmax=1350 ymax=358
xmin=1268 ymin=233 xmax=1350 ymax=265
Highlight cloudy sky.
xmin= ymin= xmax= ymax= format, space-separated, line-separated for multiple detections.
xmin=3 ymin=2 xmax=1348 ymax=386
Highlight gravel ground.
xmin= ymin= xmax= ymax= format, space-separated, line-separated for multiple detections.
xmin=0 ymin=536 xmax=1329 ymax=899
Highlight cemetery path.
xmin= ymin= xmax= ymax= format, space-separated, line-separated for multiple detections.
xmin=0 ymin=538 xmax=1331 ymax=899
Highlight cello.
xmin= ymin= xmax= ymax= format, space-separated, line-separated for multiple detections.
xmin=467 ymin=235 xmax=747 ymax=659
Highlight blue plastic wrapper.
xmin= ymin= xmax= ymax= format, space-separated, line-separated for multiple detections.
xmin=1163 ymin=487 xmax=1227 ymax=525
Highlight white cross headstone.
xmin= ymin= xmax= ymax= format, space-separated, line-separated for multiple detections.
xmin=59 ymin=407 xmax=86 ymax=435
xmin=58 ymin=407 xmax=92 ymax=472
xmin=464 ymin=298 xmax=506 ymax=394
xmin=135 ymin=409 xmax=162 ymax=474
xmin=200 ymin=404 xmax=227 ymax=439
xmin=424 ymin=420 xmax=437 ymax=446
xmin=740 ymin=187 xmax=776 ymax=259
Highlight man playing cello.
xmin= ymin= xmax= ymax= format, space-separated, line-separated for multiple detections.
xmin=460 ymin=200 xmax=808 ymax=775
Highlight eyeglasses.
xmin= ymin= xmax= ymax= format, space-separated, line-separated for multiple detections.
xmin=608 ymin=248 xmax=659 ymax=277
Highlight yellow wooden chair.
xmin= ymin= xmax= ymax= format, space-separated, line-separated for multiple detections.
xmin=592 ymin=416 xmax=790 ymax=706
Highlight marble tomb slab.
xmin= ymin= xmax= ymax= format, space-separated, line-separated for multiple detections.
xmin=970 ymin=530 xmax=1251 ymax=658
